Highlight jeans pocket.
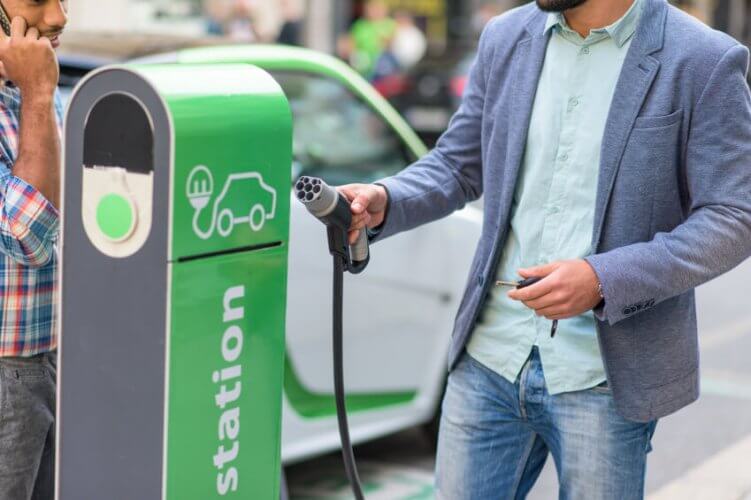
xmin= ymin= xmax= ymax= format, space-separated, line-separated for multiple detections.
xmin=15 ymin=368 xmax=47 ymax=380
xmin=0 ymin=360 xmax=55 ymax=417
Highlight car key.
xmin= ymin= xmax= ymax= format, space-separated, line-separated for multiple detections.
xmin=496 ymin=277 xmax=543 ymax=288
xmin=496 ymin=276 xmax=559 ymax=338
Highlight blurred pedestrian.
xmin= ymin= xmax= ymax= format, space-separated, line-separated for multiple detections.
xmin=204 ymin=0 xmax=230 ymax=36
xmin=390 ymin=10 xmax=427 ymax=70
xmin=277 ymin=0 xmax=303 ymax=46
xmin=226 ymin=0 xmax=258 ymax=42
xmin=347 ymin=0 xmax=396 ymax=78
xmin=0 ymin=1 xmax=67 ymax=499
xmin=337 ymin=0 xmax=751 ymax=497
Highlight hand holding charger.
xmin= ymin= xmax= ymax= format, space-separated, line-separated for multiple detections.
xmin=295 ymin=176 xmax=370 ymax=273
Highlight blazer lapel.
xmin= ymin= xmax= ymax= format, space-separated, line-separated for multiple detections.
xmin=591 ymin=0 xmax=668 ymax=250
xmin=499 ymin=17 xmax=549 ymax=224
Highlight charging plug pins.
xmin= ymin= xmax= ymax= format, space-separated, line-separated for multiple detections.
xmin=295 ymin=177 xmax=323 ymax=203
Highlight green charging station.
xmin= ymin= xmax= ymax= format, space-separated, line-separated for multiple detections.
xmin=58 ymin=64 xmax=292 ymax=499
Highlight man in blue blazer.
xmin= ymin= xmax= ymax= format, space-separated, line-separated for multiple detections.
xmin=339 ymin=0 xmax=751 ymax=497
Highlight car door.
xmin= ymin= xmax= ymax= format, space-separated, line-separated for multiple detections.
xmin=274 ymin=70 xmax=471 ymax=421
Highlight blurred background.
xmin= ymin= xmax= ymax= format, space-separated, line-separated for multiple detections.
xmin=62 ymin=0 xmax=748 ymax=149
xmin=57 ymin=1 xmax=751 ymax=498
xmin=65 ymin=0 xmax=726 ymax=48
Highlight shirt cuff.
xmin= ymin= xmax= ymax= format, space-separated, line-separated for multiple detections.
xmin=5 ymin=176 xmax=59 ymax=244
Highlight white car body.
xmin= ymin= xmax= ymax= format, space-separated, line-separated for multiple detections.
xmin=283 ymin=201 xmax=482 ymax=464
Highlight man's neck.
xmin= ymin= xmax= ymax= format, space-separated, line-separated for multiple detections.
xmin=563 ymin=0 xmax=635 ymax=37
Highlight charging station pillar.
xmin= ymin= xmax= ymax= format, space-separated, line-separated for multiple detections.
xmin=58 ymin=64 xmax=292 ymax=499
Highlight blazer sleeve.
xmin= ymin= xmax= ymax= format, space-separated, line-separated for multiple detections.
xmin=586 ymin=44 xmax=751 ymax=325
xmin=369 ymin=21 xmax=492 ymax=242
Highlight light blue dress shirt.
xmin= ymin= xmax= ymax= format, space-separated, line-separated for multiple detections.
xmin=466 ymin=0 xmax=643 ymax=395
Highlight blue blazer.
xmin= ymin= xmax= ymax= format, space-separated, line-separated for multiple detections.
xmin=373 ymin=0 xmax=751 ymax=421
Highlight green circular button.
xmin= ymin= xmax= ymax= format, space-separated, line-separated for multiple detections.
xmin=96 ymin=194 xmax=135 ymax=242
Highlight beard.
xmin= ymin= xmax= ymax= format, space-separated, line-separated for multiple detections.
xmin=536 ymin=0 xmax=588 ymax=12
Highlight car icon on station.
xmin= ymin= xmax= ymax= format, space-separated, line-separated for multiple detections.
xmin=187 ymin=166 xmax=277 ymax=239
xmin=214 ymin=172 xmax=277 ymax=237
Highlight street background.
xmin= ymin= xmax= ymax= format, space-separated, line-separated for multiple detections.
xmin=60 ymin=0 xmax=751 ymax=152
xmin=57 ymin=0 xmax=751 ymax=497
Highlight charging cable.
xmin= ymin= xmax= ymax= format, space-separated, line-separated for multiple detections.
xmin=295 ymin=176 xmax=368 ymax=500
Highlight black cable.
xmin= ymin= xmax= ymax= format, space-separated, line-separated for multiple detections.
xmin=333 ymin=255 xmax=365 ymax=500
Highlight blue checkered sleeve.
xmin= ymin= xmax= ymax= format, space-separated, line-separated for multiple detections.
xmin=0 ymin=157 xmax=59 ymax=267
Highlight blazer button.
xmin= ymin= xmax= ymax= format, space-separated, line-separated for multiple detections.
xmin=623 ymin=307 xmax=633 ymax=316
xmin=478 ymin=275 xmax=485 ymax=287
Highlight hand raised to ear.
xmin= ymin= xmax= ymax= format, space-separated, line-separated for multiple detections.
xmin=0 ymin=16 xmax=58 ymax=98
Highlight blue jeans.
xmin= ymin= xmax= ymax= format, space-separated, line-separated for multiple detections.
xmin=436 ymin=348 xmax=657 ymax=500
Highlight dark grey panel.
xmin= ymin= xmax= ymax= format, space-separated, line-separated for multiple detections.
xmin=84 ymin=93 xmax=155 ymax=174
xmin=59 ymin=69 xmax=171 ymax=500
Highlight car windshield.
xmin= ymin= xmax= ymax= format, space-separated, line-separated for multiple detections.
xmin=270 ymin=71 xmax=414 ymax=186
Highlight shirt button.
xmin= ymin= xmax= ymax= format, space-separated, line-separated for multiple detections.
xmin=567 ymin=97 xmax=580 ymax=113
xmin=581 ymin=47 xmax=590 ymax=54
xmin=559 ymin=153 xmax=569 ymax=162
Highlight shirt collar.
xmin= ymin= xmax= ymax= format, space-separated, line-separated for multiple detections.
xmin=543 ymin=0 xmax=642 ymax=47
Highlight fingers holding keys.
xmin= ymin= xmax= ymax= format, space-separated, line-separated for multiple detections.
xmin=518 ymin=262 xmax=559 ymax=281
xmin=508 ymin=259 xmax=602 ymax=321
xmin=507 ymin=263 xmax=559 ymax=302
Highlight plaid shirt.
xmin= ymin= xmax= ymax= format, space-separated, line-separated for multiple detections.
xmin=0 ymin=84 xmax=63 ymax=357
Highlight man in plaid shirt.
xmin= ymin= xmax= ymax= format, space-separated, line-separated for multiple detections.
xmin=0 ymin=1 xmax=67 ymax=498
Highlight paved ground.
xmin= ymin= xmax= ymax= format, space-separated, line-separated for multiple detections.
xmin=287 ymin=259 xmax=751 ymax=499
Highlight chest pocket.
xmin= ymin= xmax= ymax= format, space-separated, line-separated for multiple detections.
xmin=606 ymin=109 xmax=683 ymax=243
xmin=632 ymin=108 xmax=684 ymax=129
